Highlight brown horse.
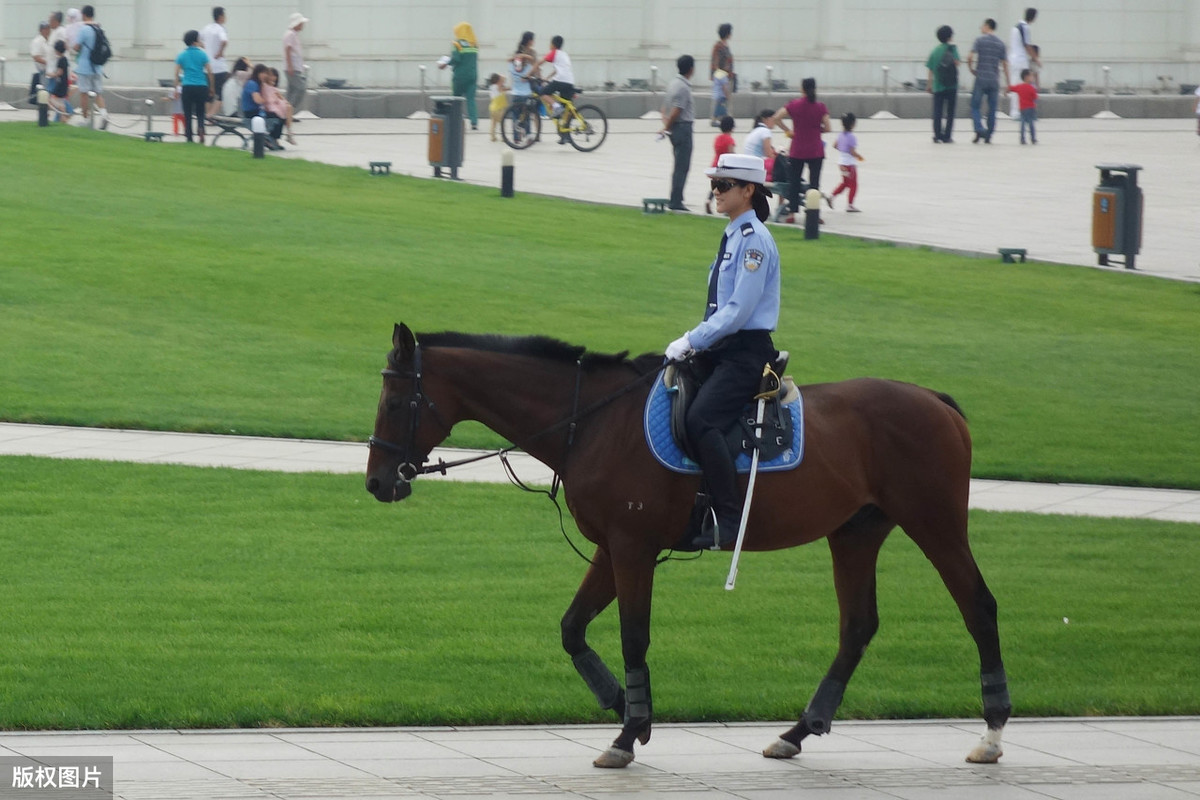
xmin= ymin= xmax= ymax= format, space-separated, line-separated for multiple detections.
xmin=366 ymin=323 xmax=1010 ymax=769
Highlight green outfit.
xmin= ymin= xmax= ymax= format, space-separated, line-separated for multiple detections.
xmin=449 ymin=39 xmax=479 ymax=127
xmin=925 ymin=43 xmax=961 ymax=93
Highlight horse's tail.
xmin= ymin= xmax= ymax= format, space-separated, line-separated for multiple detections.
xmin=934 ymin=391 xmax=968 ymax=422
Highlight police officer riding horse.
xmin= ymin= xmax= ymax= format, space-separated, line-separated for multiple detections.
xmin=664 ymin=153 xmax=782 ymax=551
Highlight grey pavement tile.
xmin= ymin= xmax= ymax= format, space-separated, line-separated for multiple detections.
xmin=848 ymin=730 xmax=985 ymax=753
xmin=785 ymin=751 xmax=943 ymax=771
xmin=430 ymin=736 xmax=601 ymax=760
xmin=572 ymin=792 xmax=742 ymax=800
xmin=146 ymin=740 xmax=322 ymax=763
xmin=1109 ymin=732 xmax=1200 ymax=756
xmin=288 ymin=738 xmax=470 ymax=761
xmin=115 ymin=777 xmax=271 ymax=799
xmin=628 ymin=753 xmax=807 ymax=774
xmin=345 ymin=757 xmax=522 ymax=778
xmin=113 ymin=760 xmax=230 ymax=781
xmin=913 ymin=744 xmax=1079 ymax=768
xmin=274 ymin=729 xmax=451 ymax=744
xmin=1025 ymin=782 xmax=1200 ymax=800
xmin=731 ymin=790 xmax=897 ymax=800
xmin=2 ymin=743 xmax=184 ymax=762
xmin=130 ymin=731 xmax=291 ymax=746
xmin=885 ymin=785 xmax=1052 ymax=800
xmin=0 ymin=733 xmax=146 ymax=748
xmin=472 ymin=756 xmax=619 ymax=778
xmin=417 ymin=728 xmax=577 ymax=742
xmin=1090 ymin=719 xmax=1200 ymax=733
xmin=200 ymin=758 xmax=375 ymax=780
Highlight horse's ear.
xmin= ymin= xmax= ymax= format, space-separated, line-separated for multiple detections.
xmin=393 ymin=323 xmax=416 ymax=359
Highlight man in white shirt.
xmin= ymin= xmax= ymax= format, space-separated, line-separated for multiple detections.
xmin=200 ymin=6 xmax=229 ymax=115
xmin=47 ymin=12 xmax=69 ymax=57
xmin=283 ymin=12 xmax=308 ymax=113
xmin=29 ymin=22 xmax=51 ymax=105
xmin=1008 ymin=8 xmax=1038 ymax=117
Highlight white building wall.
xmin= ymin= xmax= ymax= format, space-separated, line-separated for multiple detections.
xmin=2 ymin=0 xmax=1199 ymax=90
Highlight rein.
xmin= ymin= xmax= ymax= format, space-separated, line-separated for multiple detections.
xmin=369 ymin=343 xmax=696 ymax=566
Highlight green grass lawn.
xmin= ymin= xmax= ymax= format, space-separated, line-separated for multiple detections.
xmin=1 ymin=456 xmax=1197 ymax=730
xmin=1 ymin=124 xmax=1198 ymax=488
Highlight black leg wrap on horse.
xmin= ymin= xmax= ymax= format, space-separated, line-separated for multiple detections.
xmin=624 ymin=666 xmax=652 ymax=722
xmin=572 ymin=649 xmax=623 ymax=711
xmin=981 ymin=666 xmax=1011 ymax=728
xmin=802 ymin=677 xmax=847 ymax=736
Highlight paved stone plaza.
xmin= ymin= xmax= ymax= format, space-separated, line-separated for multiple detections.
xmin=5 ymin=107 xmax=1197 ymax=280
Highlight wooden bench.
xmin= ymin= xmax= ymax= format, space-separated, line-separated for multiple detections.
xmin=642 ymin=198 xmax=669 ymax=214
xmin=142 ymin=131 xmax=165 ymax=142
xmin=208 ymin=115 xmax=250 ymax=150
xmin=369 ymin=161 xmax=392 ymax=176
xmin=998 ymin=248 xmax=1028 ymax=263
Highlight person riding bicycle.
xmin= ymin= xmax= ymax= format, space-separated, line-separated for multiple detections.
xmin=664 ymin=153 xmax=780 ymax=550
xmin=508 ymin=32 xmax=536 ymax=143
xmin=536 ymin=35 xmax=575 ymax=144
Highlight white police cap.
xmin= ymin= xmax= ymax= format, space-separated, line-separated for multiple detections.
xmin=705 ymin=153 xmax=767 ymax=185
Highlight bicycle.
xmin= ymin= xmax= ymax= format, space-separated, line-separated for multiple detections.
xmin=501 ymin=81 xmax=608 ymax=152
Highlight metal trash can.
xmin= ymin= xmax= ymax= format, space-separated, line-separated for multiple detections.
xmin=1092 ymin=163 xmax=1143 ymax=270
xmin=429 ymin=95 xmax=465 ymax=179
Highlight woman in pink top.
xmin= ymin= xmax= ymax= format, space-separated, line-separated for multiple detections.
xmin=262 ymin=67 xmax=297 ymax=145
xmin=770 ymin=77 xmax=831 ymax=222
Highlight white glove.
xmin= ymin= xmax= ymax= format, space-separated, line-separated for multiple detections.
xmin=665 ymin=334 xmax=694 ymax=362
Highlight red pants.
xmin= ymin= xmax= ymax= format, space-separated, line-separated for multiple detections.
xmin=832 ymin=164 xmax=858 ymax=205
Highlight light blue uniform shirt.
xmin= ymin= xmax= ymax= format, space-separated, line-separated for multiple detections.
xmin=687 ymin=209 xmax=780 ymax=351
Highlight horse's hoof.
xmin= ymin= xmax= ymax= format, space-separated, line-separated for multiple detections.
xmin=593 ymin=746 xmax=635 ymax=769
xmin=965 ymin=742 xmax=1003 ymax=763
xmin=763 ymin=738 xmax=801 ymax=759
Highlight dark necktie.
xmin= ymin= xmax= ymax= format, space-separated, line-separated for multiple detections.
xmin=704 ymin=232 xmax=728 ymax=321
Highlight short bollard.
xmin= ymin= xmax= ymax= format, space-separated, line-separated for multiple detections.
xmin=251 ymin=115 xmax=266 ymax=158
xmin=804 ymin=188 xmax=822 ymax=240
xmin=37 ymin=85 xmax=49 ymax=127
xmin=87 ymin=91 xmax=97 ymax=129
xmin=500 ymin=151 xmax=514 ymax=197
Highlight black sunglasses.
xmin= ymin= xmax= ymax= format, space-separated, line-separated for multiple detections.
xmin=710 ymin=178 xmax=746 ymax=193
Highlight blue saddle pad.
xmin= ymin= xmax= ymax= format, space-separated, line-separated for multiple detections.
xmin=643 ymin=374 xmax=804 ymax=475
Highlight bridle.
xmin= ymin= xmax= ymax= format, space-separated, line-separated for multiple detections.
xmin=367 ymin=343 xmax=454 ymax=485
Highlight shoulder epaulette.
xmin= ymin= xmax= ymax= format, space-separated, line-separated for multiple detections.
xmin=740 ymin=222 xmax=755 ymax=237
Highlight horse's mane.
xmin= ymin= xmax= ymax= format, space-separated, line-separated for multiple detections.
xmin=400 ymin=331 xmax=662 ymax=374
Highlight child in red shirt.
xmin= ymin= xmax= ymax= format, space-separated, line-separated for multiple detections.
xmin=705 ymin=115 xmax=736 ymax=214
xmin=1009 ymin=68 xmax=1039 ymax=144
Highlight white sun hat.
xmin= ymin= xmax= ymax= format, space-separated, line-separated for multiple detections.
xmin=705 ymin=153 xmax=767 ymax=185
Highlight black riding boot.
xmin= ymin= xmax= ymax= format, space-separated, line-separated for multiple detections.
xmin=690 ymin=429 xmax=743 ymax=550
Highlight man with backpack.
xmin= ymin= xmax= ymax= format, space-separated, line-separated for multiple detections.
xmin=925 ymin=25 xmax=960 ymax=144
xmin=73 ymin=5 xmax=110 ymax=129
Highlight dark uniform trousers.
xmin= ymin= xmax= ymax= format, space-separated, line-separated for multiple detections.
xmin=685 ymin=329 xmax=776 ymax=524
